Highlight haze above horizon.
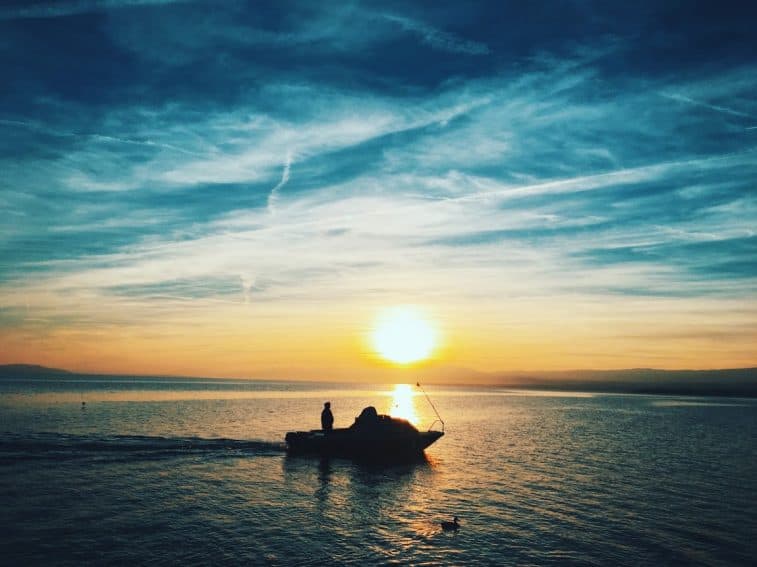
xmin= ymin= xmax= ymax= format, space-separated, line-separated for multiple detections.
xmin=1 ymin=1 xmax=755 ymax=379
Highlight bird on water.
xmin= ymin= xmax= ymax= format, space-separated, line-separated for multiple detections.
xmin=441 ymin=517 xmax=460 ymax=531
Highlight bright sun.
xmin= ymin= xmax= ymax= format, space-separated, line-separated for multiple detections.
xmin=372 ymin=307 xmax=437 ymax=364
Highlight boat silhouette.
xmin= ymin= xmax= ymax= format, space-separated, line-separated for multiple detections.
xmin=285 ymin=406 xmax=444 ymax=460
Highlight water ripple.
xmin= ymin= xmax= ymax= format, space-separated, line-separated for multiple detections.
xmin=1 ymin=386 xmax=756 ymax=565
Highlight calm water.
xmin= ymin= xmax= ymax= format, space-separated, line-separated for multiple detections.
xmin=1 ymin=376 xmax=756 ymax=565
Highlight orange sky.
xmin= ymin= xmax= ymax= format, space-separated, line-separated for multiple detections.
xmin=2 ymin=2 xmax=756 ymax=380
xmin=2 ymin=297 xmax=754 ymax=380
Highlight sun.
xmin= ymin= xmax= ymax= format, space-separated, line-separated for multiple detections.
xmin=372 ymin=307 xmax=437 ymax=364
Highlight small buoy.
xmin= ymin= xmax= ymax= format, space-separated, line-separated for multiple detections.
xmin=441 ymin=516 xmax=459 ymax=531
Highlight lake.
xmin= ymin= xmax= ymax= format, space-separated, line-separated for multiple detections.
xmin=1 ymin=375 xmax=755 ymax=565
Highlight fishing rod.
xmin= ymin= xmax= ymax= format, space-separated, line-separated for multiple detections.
xmin=416 ymin=382 xmax=444 ymax=432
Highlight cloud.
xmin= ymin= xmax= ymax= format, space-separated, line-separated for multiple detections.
xmin=1 ymin=11 xmax=756 ymax=373
xmin=267 ymin=151 xmax=292 ymax=214
xmin=0 ymin=0 xmax=189 ymax=20
xmin=381 ymin=14 xmax=490 ymax=55
xmin=660 ymin=92 xmax=756 ymax=120
xmin=239 ymin=275 xmax=255 ymax=304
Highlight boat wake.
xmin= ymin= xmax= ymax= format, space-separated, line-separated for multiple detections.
xmin=0 ymin=432 xmax=286 ymax=463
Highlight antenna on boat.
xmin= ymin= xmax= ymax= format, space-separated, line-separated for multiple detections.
xmin=416 ymin=382 xmax=444 ymax=432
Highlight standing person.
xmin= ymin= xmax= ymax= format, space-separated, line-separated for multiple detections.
xmin=321 ymin=402 xmax=334 ymax=432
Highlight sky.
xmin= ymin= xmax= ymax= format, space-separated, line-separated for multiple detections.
xmin=1 ymin=0 xmax=756 ymax=380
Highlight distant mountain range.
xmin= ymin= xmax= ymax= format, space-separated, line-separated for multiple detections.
xmin=0 ymin=364 xmax=71 ymax=378
xmin=489 ymin=367 xmax=757 ymax=397
xmin=1 ymin=363 xmax=756 ymax=396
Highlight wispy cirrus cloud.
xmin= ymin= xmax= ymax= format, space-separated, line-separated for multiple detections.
xmin=1 ymin=2 xmax=755 ymax=372
xmin=660 ymin=92 xmax=756 ymax=120
xmin=0 ymin=0 xmax=190 ymax=20
xmin=381 ymin=13 xmax=490 ymax=55
xmin=266 ymin=151 xmax=292 ymax=214
xmin=4 ymin=53 xmax=756 ymax=284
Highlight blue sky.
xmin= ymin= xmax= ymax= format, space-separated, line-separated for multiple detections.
xmin=1 ymin=0 xmax=756 ymax=376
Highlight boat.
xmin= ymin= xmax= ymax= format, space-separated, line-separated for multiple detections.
xmin=285 ymin=406 xmax=444 ymax=460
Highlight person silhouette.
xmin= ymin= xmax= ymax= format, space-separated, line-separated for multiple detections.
xmin=321 ymin=401 xmax=334 ymax=432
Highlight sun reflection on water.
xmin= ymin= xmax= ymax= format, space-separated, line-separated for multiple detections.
xmin=388 ymin=384 xmax=419 ymax=425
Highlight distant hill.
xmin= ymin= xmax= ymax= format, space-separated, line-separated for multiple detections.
xmin=493 ymin=367 xmax=757 ymax=397
xmin=2 ymin=363 xmax=756 ymax=396
xmin=0 ymin=364 xmax=71 ymax=378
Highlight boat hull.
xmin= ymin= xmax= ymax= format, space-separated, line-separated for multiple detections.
xmin=285 ymin=423 xmax=443 ymax=460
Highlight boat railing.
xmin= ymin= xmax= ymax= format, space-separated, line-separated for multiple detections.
xmin=417 ymin=382 xmax=445 ymax=434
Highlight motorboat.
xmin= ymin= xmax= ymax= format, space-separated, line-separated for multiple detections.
xmin=285 ymin=406 xmax=444 ymax=460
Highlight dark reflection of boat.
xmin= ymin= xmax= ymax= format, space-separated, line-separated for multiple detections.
xmin=282 ymin=451 xmax=435 ymax=532
xmin=285 ymin=406 xmax=443 ymax=461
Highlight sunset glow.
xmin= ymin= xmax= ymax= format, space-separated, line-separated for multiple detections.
xmin=2 ymin=5 xmax=755 ymax=567
xmin=372 ymin=308 xmax=437 ymax=365
xmin=0 ymin=1 xmax=754 ymax=381
xmin=388 ymin=384 xmax=419 ymax=425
